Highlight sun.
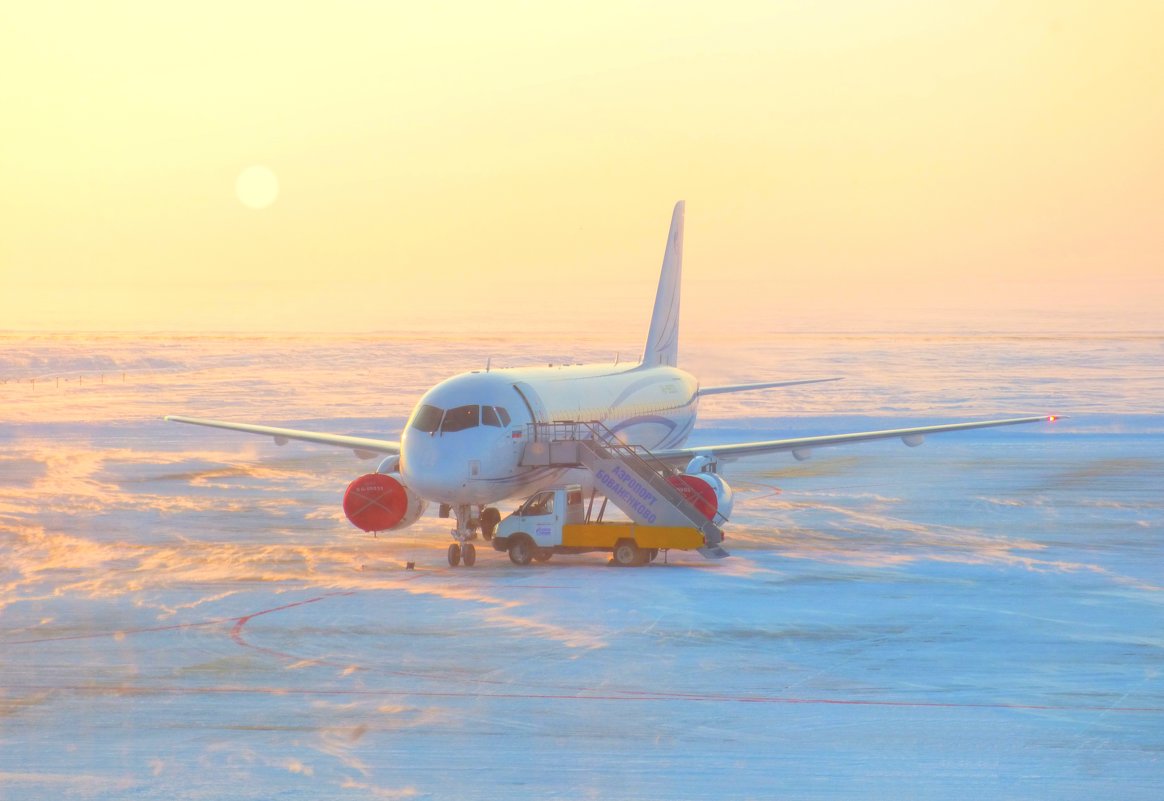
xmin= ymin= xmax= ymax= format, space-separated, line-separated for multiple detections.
xmin=235 ymin=165 xmax=279 ymax=210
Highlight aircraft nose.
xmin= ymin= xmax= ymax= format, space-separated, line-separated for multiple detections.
xmin=401 ymin=429 xmax=478 ymax=500
xmin=400 ymin=431 xmax=442 ymax=493
xmin=401 ymin=424 xmax=519 ymax=506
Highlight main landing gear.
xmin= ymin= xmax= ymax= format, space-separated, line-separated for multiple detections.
xmin=480 ymin=506 xmax=500 ymax=541
xmin=446 ymin=504 xmax=500 ymax=567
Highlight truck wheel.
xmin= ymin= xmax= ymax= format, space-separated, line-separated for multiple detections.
xmin=533 ymin=551 xmax=553 ymax=563
xmin=613 ymin=540 xmax=644 ymax=567
xmin=462 ymin=542 xmax=476 ymax=567
xmin=508 ymin=535 xmax=534 ymax=566
xmin=447 ymin=543 xmax=461 ymax=567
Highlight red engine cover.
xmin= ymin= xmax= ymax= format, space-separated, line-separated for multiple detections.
xmin=666 ymin=474 xmax=718 ymax=519
xmin=343 ymin=473 xmax=408 ymax=532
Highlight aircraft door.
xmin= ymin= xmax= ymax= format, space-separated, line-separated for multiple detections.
xmin=512 ymin=382 xmax=549 ymax=430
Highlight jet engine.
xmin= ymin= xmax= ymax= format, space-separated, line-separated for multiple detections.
xmin=666 ymin=462 xmax=734 ymax=522
xmin=342 ymin=473 xmax=428 ymax=532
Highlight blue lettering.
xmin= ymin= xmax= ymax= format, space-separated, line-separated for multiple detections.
xmin=594 ymin=469 xmax=657 ymax=524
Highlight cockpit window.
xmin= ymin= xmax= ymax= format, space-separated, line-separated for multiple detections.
xmin=441 ymin=404 xmax=480 ymax=433
xmin=411 ymin=404 xmax=444 ymax=433
xmin=415 ymin=404 xmax=507 ymax=434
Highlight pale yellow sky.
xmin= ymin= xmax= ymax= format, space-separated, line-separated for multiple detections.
xmin=1 ymin=1 xmax=1161 ymax=333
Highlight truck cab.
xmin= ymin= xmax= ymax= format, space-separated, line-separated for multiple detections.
xmin=493 ymin=485 xmax=585 ymax=563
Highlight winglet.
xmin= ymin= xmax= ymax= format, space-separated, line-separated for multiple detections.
xmin=641 ymin=201 xmax=684 ymax=368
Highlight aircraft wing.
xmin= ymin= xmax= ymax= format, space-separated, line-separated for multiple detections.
xmin=698 ymin=377 xmax=842 ymax=396
xmin=164 ymin=415 xmax=400 ymax=459
xmin=653 ymin=415 xmax=1059 ymax=465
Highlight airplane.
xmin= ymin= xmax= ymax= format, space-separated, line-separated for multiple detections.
xmin=166 ymin=201 xmax=1057 ymax=566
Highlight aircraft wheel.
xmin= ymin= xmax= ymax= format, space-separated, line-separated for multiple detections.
xmin=447 ymin=543 xmax=461 ymax=567
xmin=613 ymin=540 xmax=644 ymax=567
xmin=533 ymin=551 xmax=553 ymax=563
xmin=462 ymin=542 xmax=477 ymax=567
xmin=508 ymin=535 xmax=534 ymax=566
xmin=480 ymin=507 xmax=501 ymax=541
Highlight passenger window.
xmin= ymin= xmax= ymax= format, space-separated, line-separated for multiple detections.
xmin=441 ymin=405 xmax=480 ymax=433
xmin=482 ymin=406 xmax=501 ymax=427
xmin=496 ymin=407 xmax=511 ymax=426
xmin=567 ymin=490 xmax=582 ymax=506
xmin=411 ymin=404 xmax=444 ymax=433
xmin=522 ymin=492 xmax=554 ymax=516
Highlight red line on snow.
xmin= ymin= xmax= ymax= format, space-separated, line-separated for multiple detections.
xmin=7 ymin=683 xmax=1161 ymax=715
xmin=7 ymin=591 xmax=357 ymax=646
xmin=12 ymin=588 xmax=1162 ymax=717
xmin=228 ymin=593 xmax=356 ymax=646
xmin=9 ymin=616 xmax=237 ymax=645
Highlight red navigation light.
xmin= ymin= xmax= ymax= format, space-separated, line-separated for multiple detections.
xmin=1048 ymin=415 xmax=1057 ymax=422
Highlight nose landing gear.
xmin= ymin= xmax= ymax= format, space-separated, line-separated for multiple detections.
xmin=447 ymin=503 xmax=484 ymax=567
xmin=447 ymin=541 xmax=477 ymax=567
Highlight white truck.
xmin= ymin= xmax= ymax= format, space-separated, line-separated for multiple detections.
xmin=491 ymin=484 xmax=708 ymax=567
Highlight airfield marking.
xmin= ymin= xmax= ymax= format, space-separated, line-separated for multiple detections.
xmin=10 ymin=587 xmax=1162 ymax=718
xmin=6 ymin=589 xmax=368 ymax=647
xmin=7 ymin=683 xmax=1162 ymax=715
xmin=228 ymin=592 xmax=357 ymax=646
xmin=9 ymin=616 xmax=239 ymax=645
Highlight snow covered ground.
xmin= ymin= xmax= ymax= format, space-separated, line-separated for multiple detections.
xmin=2 ymin=332 xmax=1161 ymax=799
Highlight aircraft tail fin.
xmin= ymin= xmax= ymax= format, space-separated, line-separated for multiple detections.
xmin=641 ymin=200 xmax=684 ymax=368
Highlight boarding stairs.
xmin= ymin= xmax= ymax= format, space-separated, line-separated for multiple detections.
xmin=519 ymin=421 xmax=730 ymax=559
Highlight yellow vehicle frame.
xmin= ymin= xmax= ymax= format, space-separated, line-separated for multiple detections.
xmin=561 ymin=523 xmax=704 ymax=551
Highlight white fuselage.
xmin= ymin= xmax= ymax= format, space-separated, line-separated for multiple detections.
xmin=399 ymin=363 xmax=699 ymax=506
